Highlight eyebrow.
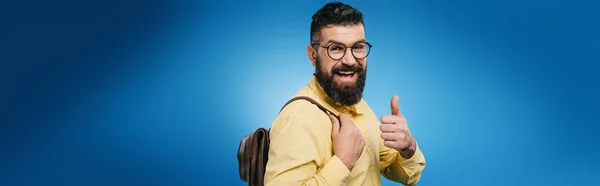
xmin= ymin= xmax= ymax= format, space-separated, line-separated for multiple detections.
xmin=325 ymin=39 xmax=367 ymax=46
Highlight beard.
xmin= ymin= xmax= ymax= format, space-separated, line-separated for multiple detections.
xmin=314 ymin=58 xmax=367 ymax=106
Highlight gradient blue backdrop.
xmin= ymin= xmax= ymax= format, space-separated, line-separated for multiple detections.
xmin=1 ymin=0 xmax=599 ymax=185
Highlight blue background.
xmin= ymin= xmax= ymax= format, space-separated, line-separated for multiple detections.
xmin=1 ymin=0 xmax=599 ymax=185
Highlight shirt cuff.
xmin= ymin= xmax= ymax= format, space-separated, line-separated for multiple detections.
xmin=398 ymin=144 xmax=424 ymax=167
xmin=317 ymin=155 xmax=351 ymax=185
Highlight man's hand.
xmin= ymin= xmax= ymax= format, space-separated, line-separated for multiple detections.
xmin=380 ymin=95 xmax=417 ymax=159
xmin=329 ymin=114 xmax=365 ymax=171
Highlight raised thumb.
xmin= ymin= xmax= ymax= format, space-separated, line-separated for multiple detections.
xmin=390 ymin=95 xmax=401 ymax=116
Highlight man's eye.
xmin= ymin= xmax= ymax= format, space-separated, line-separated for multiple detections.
xmin=353 ymin=44 xmax=365 ymax=49
xmin=330 ymin=46 xmax=344 ymax=51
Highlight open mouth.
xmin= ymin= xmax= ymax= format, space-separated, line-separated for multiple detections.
xmin=335 ymin=70 xmax=356 ymax=82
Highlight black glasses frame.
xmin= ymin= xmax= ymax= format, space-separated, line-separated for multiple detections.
xmin=312 ymin=41 xmax=373 ymax=60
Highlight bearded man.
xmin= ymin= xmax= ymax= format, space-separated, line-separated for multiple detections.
xmin=264 ymin=2 xmax=426 ymax=186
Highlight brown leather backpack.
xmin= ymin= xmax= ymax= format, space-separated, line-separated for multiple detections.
xmin=237 ymin=96 xmax=335 ymax=186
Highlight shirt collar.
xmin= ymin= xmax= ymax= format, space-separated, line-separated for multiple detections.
xmin=308 ymin=74 xmax=363 ymax=116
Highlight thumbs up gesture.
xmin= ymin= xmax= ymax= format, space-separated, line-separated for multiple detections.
xmin=380 ymin=95 xmax=417 ymax=159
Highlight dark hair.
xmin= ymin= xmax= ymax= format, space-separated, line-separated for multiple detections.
xmin=310 ymin=2 xmax=364 ymax=44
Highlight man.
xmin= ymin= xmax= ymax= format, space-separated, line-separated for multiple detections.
xmin=264 ymin=2 xmax=426 ymax=186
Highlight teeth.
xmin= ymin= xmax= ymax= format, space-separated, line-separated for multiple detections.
xmin=338 ymin=71 xmax=354 ymax=75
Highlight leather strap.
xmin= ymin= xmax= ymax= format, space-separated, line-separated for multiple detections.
xmin=279 ymin=96 xmax=338 ymax=120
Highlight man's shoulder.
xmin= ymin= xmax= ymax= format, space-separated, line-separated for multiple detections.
xmin=277 ymin=94 xmax=329 ymax=123
xmin=270 ymin=89 xmax=331 ymax=134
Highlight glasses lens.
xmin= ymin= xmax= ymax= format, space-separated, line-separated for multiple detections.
xmin=352 ymin=42 xmax=370 ymax=59
xmin=327 ymin=43 xmax=346 ymax=60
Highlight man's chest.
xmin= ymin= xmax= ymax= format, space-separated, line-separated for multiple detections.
xmin=344 ymin=113 xmax=382 ymax=185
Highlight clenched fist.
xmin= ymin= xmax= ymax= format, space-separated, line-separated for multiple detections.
xmin=380 ymin=95 xmax=417 ymax=159
xmin=329 ymin=114 xmax=365 ymax=171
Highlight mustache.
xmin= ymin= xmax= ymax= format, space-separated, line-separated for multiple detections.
xmin=331 ymin=64 xmax=363 ymax=75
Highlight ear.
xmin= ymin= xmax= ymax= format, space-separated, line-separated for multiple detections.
xmin=306 ymin=45 xmax=317 ymax=67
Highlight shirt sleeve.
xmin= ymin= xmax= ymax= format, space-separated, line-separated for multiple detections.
xmin=378 ymin=131 xmax=426 ymax=186
xmin=264 ymin=111 xmax=351 ymax=186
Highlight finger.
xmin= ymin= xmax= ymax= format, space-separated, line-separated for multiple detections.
xmin=381 ymin=132 xmax=398 ymax=141
xmin=381 ymin=123 xmax=409 ymax=133
xmin=385 ymin=139 xmax=411 ymax=150
xmin=390 ymin=95 xmax=402 ymax=116
xmin=382 ymin=131 xmax=407 ymax=141
xmin=339 ymin=114 xmax=353 ymax=129
xmin=384 ymin=140 xmax=398 ymax=148
xmin=379 ymin=123 xmax=397 ymax=133
xmin=329 ymin=114 xmax=340 ymax=136
xmin=380 ymin=115 xmax=404 ymax=124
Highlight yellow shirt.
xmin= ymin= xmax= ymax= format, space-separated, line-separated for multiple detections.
xmin=264 ymin=75 xmax=426 ymax=186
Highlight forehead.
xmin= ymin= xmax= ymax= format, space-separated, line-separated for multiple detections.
xmin=319 ymin=24 xmax=365 ymax=44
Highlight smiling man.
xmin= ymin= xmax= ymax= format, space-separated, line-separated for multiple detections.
xmin=264 ymin=2 xmax=426 ymax=186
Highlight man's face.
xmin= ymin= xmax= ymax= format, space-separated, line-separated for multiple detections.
xmin=312 ymin=24 xmax=367 ymax=106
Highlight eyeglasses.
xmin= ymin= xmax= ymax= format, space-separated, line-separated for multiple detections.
xmin=312 ymin=41 xmax=373 ymax=60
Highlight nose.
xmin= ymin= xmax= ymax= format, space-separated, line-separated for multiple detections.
xmin=340 ymin=47 xmax=357 ymax=66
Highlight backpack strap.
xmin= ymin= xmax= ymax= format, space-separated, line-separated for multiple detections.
xmin=279 ymin=96 xmax=338 ymax=120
